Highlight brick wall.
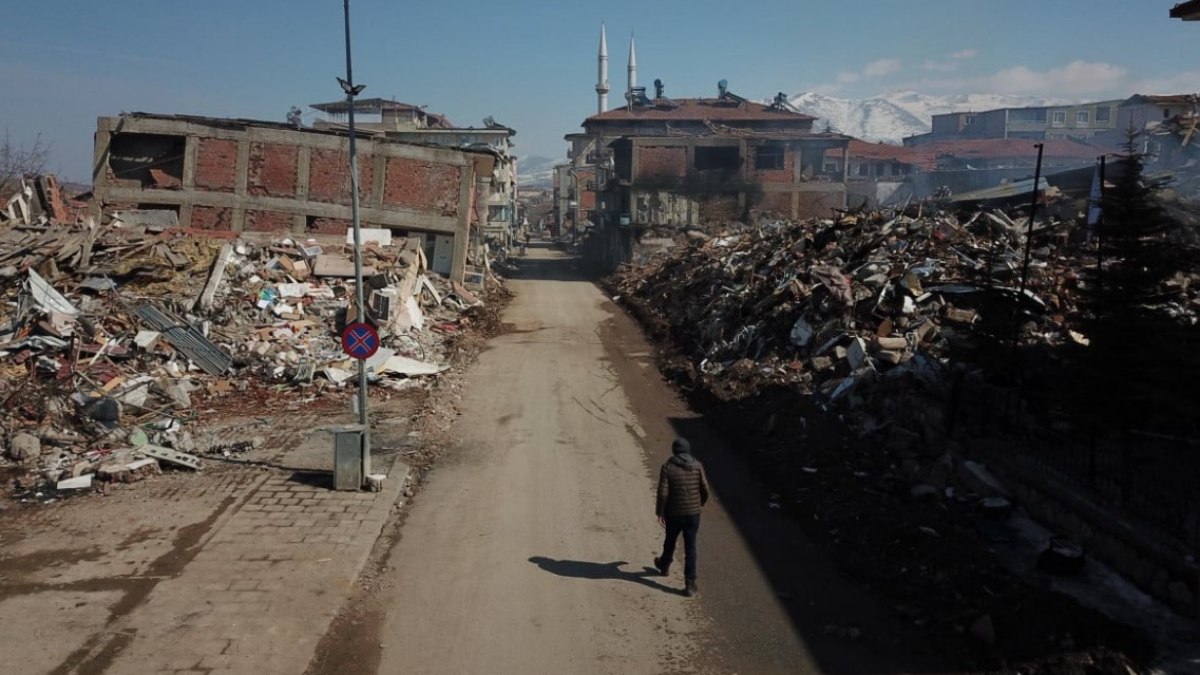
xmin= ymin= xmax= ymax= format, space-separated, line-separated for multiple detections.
xmin=307 ymin=216 xmax=351 ymax=235
xmin=308 ymin=149 xmax=374 ymax=204
xmin=248 ymin=143 xmax=299 ymax=197
xmin=244 ymin=209 xmax=293 ymax=232
xmin=309 ymin=149 xmax=347 ymax=203
xmin=757 ymin=192 xmax=794 ymax=218
xmin=636 ymin=146 xmax=687 ymax=181
xmin=382 ymin=157 xmax=461 ymax=216
xmin=796 ymin=191 xmax=842 ymax=220
xmin=699 ymin=194 xmax=740 ymax=224
xmin=191 ymin=205 xmax=233 ymax=231
xmin=195 ymin=138 xmax=239 ymax=191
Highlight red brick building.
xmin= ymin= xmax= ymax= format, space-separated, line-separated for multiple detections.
xmin=581 ymin=90 xmax=851 ymax=227
xmin=92 ymin=113 xmax=493 ymax=282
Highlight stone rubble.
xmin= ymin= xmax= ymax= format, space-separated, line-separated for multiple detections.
xmin=0 ymin=179 xmax=501 ymax=502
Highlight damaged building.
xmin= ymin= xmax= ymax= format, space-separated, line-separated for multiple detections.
xmin=831 ymin=138 xmax=1105 ymax=206
xmin=91 ymin=113 xmax=496 ymax=282
xmin=570 ymin=27 xmax=850 ymax=269
xmin=309 ymin=99 xmax=520 ymax=248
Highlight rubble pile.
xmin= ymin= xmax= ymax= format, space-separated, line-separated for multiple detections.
xmin=612 ymin=210 xmax=1198 ymax=405
xmin=610 ymin=212 xmax=1197 ymax=668
xmin=1 ymin=196 xmax=494 ymax=502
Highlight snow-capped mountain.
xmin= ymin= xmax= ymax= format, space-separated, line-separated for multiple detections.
xmin=789 ymin=91 xmax=1076 ymax=143
xmin=517 ymin=154 xmax=558 ymax=189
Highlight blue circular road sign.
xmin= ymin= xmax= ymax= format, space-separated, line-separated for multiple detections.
xmin=341 ymin=322 xmax=380 ymax=360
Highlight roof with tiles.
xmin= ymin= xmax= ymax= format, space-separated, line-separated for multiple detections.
xmin=831 ymin=138 xmax=1105 ymax=171
xmin=585 ymin=98 xmax=816 ymax=124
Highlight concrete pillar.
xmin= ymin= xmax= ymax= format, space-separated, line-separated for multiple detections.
xmin=90 ymin=125 xmax=112 ymax=222
xmin=450 ymin=162 xmax=474 ymax=284
xmin=296 ymin=146 xmax=311 ymax=200
xmin=182 ymin=136 xmax=198 ymax=189
xmin=234 ymin=139 xmax=250 ymax=196
xmin=371 ymin=154 xmax=386 ymax=208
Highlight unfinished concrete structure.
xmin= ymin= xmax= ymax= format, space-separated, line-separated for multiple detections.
xmin=311 ymin=101 xmax=519 ymax=246
xmin=92 ymin=113 xmax=490 ymax=282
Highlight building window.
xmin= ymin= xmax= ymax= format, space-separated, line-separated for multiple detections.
xmin=755 ymin=142 xmax=786 ymax=170
xmin=854 ymin=163 xmax=868 ymax=177
xmin=1076 ymin=111 xmax=1090 ymax=125
xmin=1051 ymin=111 xmax=1066 ymax=127
xmin=1164 ymin=108 xmax=1172 ymax=119
xmin=823 ymin=162 xmax=838 ymax=173
xmin=1009 ymin=107 xmax=1047 ymax=123
xmin=1095 ymin=106 xmax=1111 ymax=123
xmin=964 ymin=115 xmax=976 ymax=126
xmin=694 ymin=146 xmax=740 ymax=171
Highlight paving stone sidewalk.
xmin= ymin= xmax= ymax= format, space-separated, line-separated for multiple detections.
xmin=99 ymin=462 xmax=408 ymax=675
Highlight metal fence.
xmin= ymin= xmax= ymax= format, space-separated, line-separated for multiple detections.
xmin=950 ymin=377 xmax=1200 ymax=554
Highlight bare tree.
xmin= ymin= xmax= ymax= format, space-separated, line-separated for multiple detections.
xmin=0 ymin=129 xmax=51 ymax=197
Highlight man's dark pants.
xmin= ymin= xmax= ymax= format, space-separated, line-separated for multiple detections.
xmin=661 ymin=514 xmax=701 ymax=581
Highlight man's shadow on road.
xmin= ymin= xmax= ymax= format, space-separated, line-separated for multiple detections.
xmin=528 ymin=556 xmax=686 ymax=596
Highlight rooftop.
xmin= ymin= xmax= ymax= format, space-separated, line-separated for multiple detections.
xmin=110 ymin=112 xmax=497 ymax=156
xmin=585 ymin=97 xmax=816 ymax=124
xmin=309 ymin=98 xmax=426 ymax=113
xmin=832 ymin=138 xmax=1106 ymax=171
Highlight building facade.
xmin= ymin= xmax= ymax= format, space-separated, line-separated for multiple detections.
xmin=311 ymin=100 xmax=519 ymax=250
xmin=908 ymin=100 xmax=1125 ymax=146
xmin=582 ymin=91 xmax=850 ymax=228
xmin=92 ymin=113 xmax=488 ymax=282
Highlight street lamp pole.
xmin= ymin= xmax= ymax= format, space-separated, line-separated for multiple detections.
xmin=341 ymin=0 xmax=370 ymax=474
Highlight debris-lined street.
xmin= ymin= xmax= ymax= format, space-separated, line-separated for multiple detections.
xmin=335 ymin=243 xmax=940 ymax=675
xmin=3 ymin=4 xmax=1199 ymax=674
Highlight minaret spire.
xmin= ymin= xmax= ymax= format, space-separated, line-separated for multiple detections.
xmin=627 ymin=33 xmax=637 ymax=103
xmin=595 ymin=23 xmax=610 ymax=114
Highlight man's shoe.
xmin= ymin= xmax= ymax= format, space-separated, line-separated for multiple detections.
xmin=684 ymin=580 xmax=698 ymax=597
xmin=653 ymin=556 xmax=670 ymax=576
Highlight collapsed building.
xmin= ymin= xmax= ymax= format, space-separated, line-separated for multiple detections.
xmin=92 ymin=113 xmax=500 ymax=283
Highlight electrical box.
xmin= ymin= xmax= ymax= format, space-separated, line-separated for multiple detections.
xmin=331 ymin=424 xmax=366 ymax=491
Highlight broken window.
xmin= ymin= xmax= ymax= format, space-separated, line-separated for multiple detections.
xmin=964 ymin=115 xmax=976 ymax=126
xmin=107 ymin=133 xmax=186 ymax=188
xmin=693 ymin=146 xmax=739 ymax=171
xmin=854 ymin=163 xmax=868 ymax=177
xmin=754 ymin=142 xmax=786 ymax=170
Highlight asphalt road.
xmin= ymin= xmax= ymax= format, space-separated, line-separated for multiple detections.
xmin=373 ymin=243 xmax=931 ymax=675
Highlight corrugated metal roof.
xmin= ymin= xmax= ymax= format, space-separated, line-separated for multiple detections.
xmin=135 ymin=304 xmax=231 ymax=376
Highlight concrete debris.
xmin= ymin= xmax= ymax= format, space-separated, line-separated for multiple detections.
xmin=611 ymin=208 xmax=1199 ymax=409
xmin=1 ymin=200 xmax=501 ymax=500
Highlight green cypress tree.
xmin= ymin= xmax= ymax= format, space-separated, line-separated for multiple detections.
xmin=1074 ymin=128 xmax=1192 ymax=433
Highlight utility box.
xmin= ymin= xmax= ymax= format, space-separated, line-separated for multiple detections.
xmin=331 ymin=424 xmax=367 ymax=491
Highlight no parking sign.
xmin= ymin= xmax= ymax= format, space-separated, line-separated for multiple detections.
xmin=341 ymin=322 xmax=380 ymax=360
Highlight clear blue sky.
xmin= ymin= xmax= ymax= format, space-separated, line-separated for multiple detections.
xmin=1 ymin=0 xmax=1195 ymax=183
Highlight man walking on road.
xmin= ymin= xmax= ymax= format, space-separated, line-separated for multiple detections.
xmin=654 ymin=437 xmax=709 ymax=597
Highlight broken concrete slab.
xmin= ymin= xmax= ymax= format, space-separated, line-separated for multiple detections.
xmin=138 ymin=444 xmax=202 ymax=470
